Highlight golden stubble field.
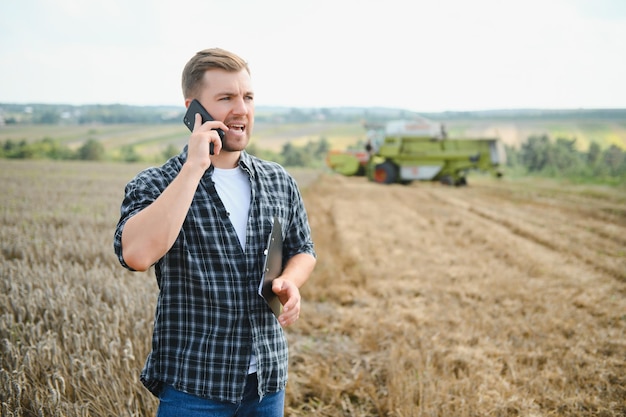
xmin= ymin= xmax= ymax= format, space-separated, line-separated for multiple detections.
xmin=1 ymin=159 xmax=625 ymax=416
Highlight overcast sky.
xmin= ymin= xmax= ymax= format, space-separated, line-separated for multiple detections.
xmin=1 ymin=0 xmax=625 ymax=112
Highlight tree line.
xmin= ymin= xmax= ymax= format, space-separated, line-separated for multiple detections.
xmin=1 ymin=133 xmax=624 ymax=185
xmin=0 ymin=136 xmax=332 ymax=167
xmin=505 ymin=135 xmax=625 ymax=185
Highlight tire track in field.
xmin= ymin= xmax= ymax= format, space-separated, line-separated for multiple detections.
xmin=303 ymin=174 xmax=371 ymax=305
xmin=421 ymin=183 xmax=626 ymax=282
xmin=304 ymin=174 xmax=625 ymax=309
xmin=298 ymin=173 xmax=626 ymax=415
xmin=316 ymin=175 xmax=620 ymax=293
xmin=374 ymin=182 xmax=580 ymax=288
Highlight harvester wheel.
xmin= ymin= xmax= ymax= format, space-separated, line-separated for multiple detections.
xmin=373 ymin=161 xmax=398 ymax=184
xmin=440 ymin=175 xmax=455 ymax=186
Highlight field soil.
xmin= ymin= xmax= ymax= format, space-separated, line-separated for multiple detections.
xmin=289 ymin=173 xmax=626 ymax=416
xmin=1 ymin=160 xmax=625 ymax=416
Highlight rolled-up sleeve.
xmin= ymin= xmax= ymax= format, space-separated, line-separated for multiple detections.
xmin=113 ymin=171 xmax=163 ymax=271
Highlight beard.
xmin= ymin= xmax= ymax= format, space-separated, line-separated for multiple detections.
xmin=221 ymin=133 xmax=250 ymax=152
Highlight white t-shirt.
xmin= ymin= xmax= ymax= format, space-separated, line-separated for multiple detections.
xmin=211 ymin=166 xmax=251 ymax=250
xmin=211 ymin=166 xmax=257 ymax=373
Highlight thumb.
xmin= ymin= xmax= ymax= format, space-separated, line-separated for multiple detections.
xmin=272 ymin=278 xmax=286 ymax=294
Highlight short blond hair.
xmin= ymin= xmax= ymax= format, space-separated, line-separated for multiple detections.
xmin=181 ymin=48 xmax=250 ymax=99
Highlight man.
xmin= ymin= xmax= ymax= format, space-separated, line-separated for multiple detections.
xmin=113 ymin=48 xmax=316 ymax=416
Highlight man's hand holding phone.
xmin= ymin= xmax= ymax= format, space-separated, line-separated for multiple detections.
xmin=183 ymin=99 xmax=227 ymax=164
xmin=189 ymin=113 xmax=226 ymax=168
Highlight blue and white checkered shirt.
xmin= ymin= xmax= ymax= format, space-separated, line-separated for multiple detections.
xmin=113 ymin=148 xmax=315 ymax=402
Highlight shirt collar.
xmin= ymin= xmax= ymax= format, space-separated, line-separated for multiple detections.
xmin=238 ymin=150 xmax=256 ymax=179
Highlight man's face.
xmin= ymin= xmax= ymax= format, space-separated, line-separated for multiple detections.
xmin=195 ymin=68 xmax=255 ymax=152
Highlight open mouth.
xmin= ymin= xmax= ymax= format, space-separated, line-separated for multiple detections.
xmin=227 ymin=123 xmax=245 ymax=133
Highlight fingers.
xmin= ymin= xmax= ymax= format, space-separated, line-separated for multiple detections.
xmin=190 ymin=113 xmax=224 ymax=156
xmin=279 ymin=302 xmax=300 ymax=327
xmin=278 ymin=306 xmax=293 ymax=326
xmin=193 ymin=113 xmax=229 ymax=135
xmin=193 ymin=112 xmax=203 ymax=132
xmin=274 ymin=279 xmax=301 ymax=327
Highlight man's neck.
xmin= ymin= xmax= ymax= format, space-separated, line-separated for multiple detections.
xmin=211 ymin=150 xmax=241 ymax=169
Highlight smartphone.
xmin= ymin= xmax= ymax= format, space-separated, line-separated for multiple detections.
xmin=183 ymin=99 xmax=225 ymax=155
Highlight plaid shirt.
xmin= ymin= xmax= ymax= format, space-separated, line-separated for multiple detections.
xmin=113 ymin=148 xmax=315 ymax=402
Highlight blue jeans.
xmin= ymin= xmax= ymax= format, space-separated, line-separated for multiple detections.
xmin=156 ymin=373 xmax=285 ymax=417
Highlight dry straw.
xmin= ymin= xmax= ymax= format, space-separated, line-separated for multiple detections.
xmin=1 ymin=160 xmax=625 ymax=416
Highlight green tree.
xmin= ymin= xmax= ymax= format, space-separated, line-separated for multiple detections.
xmin=601 ymin=145 xmax=625 ymax=177
xmin=30 ymin=137 xmax=73 ymax=159
xmin=7 ymin=140 xmax=34 ymax=159
xmin=78 ymin=139 xmax=105 ymax=161
xmin=545 ymin=137 xmax=584 ymax=175
xmin=162 ymin=144 xmax=180 ymax=161
xmin=314 ymin=137 xmax=330 ymax=158
xmin=520 ymin=134 xmax=550 ymax=172
xmin=1 ymin=139 xmax=16 ymax=157
xmin=587 ymin=141 xmax=602 ymax=167
xmin=120 ymin=145 xmax=141 ymax=162
xmin=281 ymin=142 xmax=306 ymax=167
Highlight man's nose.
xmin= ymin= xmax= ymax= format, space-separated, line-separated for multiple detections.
xmin=232 ymin=97 xmax=249 ymax=115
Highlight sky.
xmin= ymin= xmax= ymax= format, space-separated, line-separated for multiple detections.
xmin=1 ymin=0 xmax=625 ymax=113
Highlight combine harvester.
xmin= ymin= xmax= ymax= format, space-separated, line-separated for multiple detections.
xmin=327 ymin=117 xmax=506 ymax=186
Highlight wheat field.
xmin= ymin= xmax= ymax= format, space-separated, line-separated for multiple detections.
xmin=1 ymin=159 xmax=625 ymax=416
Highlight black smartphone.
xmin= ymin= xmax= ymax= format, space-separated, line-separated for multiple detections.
xmin=183 ymin=99 xmax=225 ymax=155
